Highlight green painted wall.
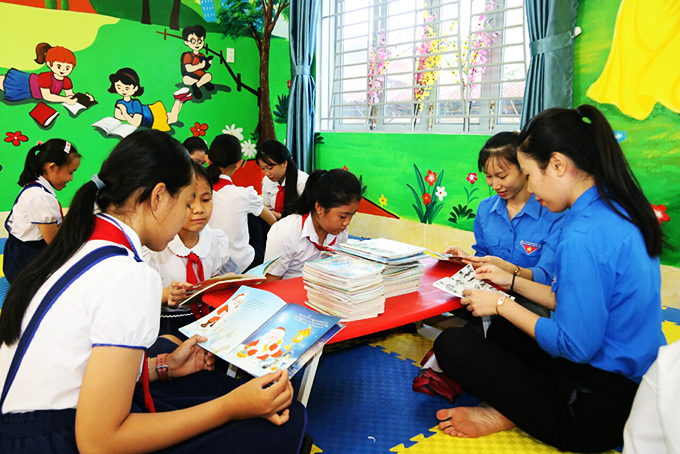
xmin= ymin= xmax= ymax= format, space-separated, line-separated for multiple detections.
xmin=316 ymin=0 xmax=680 ymax=267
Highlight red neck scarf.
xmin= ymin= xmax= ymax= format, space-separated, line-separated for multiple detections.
xmin=274 ymin=185 xmax=285 ymax=213
xmin=302 ymin=213 xmax=336 ymax=252
xmin=213 ymin=177 xmax=234 ymax=192
xmin=178 ymin=251 xmax=209 ymax=318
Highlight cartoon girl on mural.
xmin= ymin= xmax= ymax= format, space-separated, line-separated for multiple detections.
xmin=0 ymin=42 xmax=93 ymax=105
xmin=108 ymin=67 xmax=192 ymax=132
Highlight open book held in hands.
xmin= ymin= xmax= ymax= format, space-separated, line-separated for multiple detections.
xmin=62 ymin=92 xmax=97 ymax=116
xmin=433 ymin=264 xmax=513 ymax=299
xmin=180 ymin=286 xmax=343 ymax=378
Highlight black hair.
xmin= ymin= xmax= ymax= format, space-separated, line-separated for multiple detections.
xmin=256 ymin=140 xmax=300 ymax=211
xmin=183 ymin=137 xmax=208 ymax=154
xmin=0 ymin=130 xmax=193 ymax=346
xmin=519 ymin=104 xmax=663 ymax=257
xmin=285 ymin=169 xmax=362 ymax=217
xmin=182 ymin=24 xmax=206 ymax=40
xmin=107 ymin=67 xmax=144 ymax=96
xmin=477 ymin=131 xmax=522 ymax=172
xmin=206 ymin=134 xmax=242 ymax=184
xmin=18 ymin=139 xmax=81 ymax=187
xmin=192 ymin=159 xmax=212 ymax=191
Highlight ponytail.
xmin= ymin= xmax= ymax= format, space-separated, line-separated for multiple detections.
xmin=206 ymin=134 xmax=242 ymax=185
xmin=519 ymin=104 xmax=663 ymax=257
xmin=256 ymin=140 xmax=300 ymax=210
xmin=0 ymin=130 xmax=193 ymax=346
xmin=34 ymin=42 xmax=52 ymax=64
xmin=285 ymin=168 xmax=361 ymax=217
xmin=18 ymin=139 xmax=81 ymax=187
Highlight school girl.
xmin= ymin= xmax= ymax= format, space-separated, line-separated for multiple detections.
xmin=143 ymin=161 xmax=234 ymax=338
xmin=0 ymin=130 xmax=306 ymax=454
xmin=432 ymin=105 xmax=666 ymax=453
xmin=183 ymin=136 xmax=208 ymax=165
xmin=256 ymin=140 xmax=309 ymax=220
xmin=264 ymin=168 xmax=362 ymax=281
xmin=445 ymin=131 xmax=565 ymax=287
xmin=207 ymin=134 xmax=276 ymax=273
xmin=3 ymin=139 xmax=81 ymax=283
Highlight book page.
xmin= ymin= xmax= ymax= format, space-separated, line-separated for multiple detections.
xmin=433 ymin=264 xmax=508 ymax=298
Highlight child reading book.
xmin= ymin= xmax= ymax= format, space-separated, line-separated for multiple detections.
xmin=256 ymin=140 xmax=308 ymax=220
xmin=143 ymin=161 xmax=235 ymax=338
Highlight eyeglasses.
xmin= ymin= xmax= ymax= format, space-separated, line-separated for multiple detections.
xmin=189 ymin=38 xmax=204 ymax=45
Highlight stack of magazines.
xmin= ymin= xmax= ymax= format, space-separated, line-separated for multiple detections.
xmin=303 ymin=254 xmax=386 ymax=321
xmin=332 ymin=238 xmax=427 ymax=297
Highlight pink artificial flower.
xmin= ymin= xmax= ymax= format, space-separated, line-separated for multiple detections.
xmin=5 ymin=131 xmax=28 ymax=146
xmin=425 ymin=170 xmax=437 ymax=186
xmin=651 ymin=204 xmax=670 ymax=225
xmin=422 ymin=193 xmax=432 ymax=205
xmin=466 ymin=172 xmax=478 ymax=184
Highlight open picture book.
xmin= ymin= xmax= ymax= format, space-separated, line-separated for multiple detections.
xmin=180 ymin=286 xmax=344 ymax=378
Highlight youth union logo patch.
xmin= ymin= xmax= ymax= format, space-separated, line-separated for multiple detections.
xmin=520 ymin=241 xmax=541 ymax=255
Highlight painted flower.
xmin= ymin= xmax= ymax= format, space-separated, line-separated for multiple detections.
xmin=422 ymin=193 xmax=432 ymax=205
xmin=435 ymin=185 xmax=447 ymax=201
xmin=425 ymin=170 xmax=437 ymax=186
xmin=5 ymin=131 xmax=28 ymax=146
xmin=614 ymin=130 xmax=627 ymax=143
xmin=222 ymin=124 xmax=244 ymax=141
xmin=242 ymin=140 xmax=256 ymax=158
xmin=342 ymin=165 xmax=349 ymax=171
xmin=379 ymin=194 xmax=388 ymax=207
xmin=191 ymin=122 xmax=208 ymax=137
xmin=651 ymin=204 xmax=670 ymax=225
xmin=466 ymin=172 xmax=478 ymax=184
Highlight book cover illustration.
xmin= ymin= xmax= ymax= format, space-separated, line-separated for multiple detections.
xmin=180 ymin=286 xmax=343 ymax=378
xmin=29 ymin=102 xmax=59 ymax=127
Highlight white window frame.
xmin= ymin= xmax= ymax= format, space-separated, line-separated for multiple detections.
xmin=317 ymin=0 xmax=528 ymax=133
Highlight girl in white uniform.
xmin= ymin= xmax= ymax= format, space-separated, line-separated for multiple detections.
xmin=3 ymin=139 xmax=81 ymax=283
xmin=256 ymin=140 xmax=308 ymax=220
xmin=0 ymin=130 xmax=306 ymax=454
xmin=207 ymin=134 xmax=276 ymax=273
xmin=144 ymin=161 xmax=235 ymax=338
xmin=264 ymin=168 xmax=362 ymax=280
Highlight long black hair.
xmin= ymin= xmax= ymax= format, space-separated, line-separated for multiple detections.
xmin=0 ymin=130 xmax=193 ymax=346
xmin=256 ymin=140 xmax=300 ymax=211
xmin=206 ymin=134 xmax=241 ymax=185
xmin=519 ymin=104 xmax=663 ymax=257
xmin=18 ymin=139 xmax=81 ymax=187
xmin=477 ymin=131 xmax=522 ymax=172
xmin=285 ymin=168 xmax=362 ymax=216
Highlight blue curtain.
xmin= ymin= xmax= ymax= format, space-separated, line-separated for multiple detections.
xmin=521 ymin=0 xmax=579 ymax=127
xmin=286 ymin=0 xmax=321 ymax=173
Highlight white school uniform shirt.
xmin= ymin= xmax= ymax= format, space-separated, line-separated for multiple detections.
xmin=208 ymin=175 xmax=264 ymax=273
xmin=264 ymin=212 xmax=349 ymax=279
xmin=143 ymin=224 xmax=235 ymax=314
xmin=261 ymin=170 xmax=309 ymax=210
xmin=5 ymin=175 xmax=62 ymax=241
xmin=0 ymin=215 xmax=160 ymax=413
xmin=623 ymin=341 xmax=680 ymax=454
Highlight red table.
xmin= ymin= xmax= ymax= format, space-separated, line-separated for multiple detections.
xmin=201 ymin=257 xmax=464 ymax=404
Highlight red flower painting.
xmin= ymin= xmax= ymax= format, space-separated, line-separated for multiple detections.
xmin=466 ymin=172 xmax=478 ymax=184
xmin=422 ymin=193 xmax=432 ymax=205
xmin=425 ymin=170 xmax=437 ymax=186
xmin=651 ymin=204 xmax=670 ymax=225
xmin=5 ymin=131 xmax=28 ymax=146
xmin=191 ymin=122 xmax=208 ymax=137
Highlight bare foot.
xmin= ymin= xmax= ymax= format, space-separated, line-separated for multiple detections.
xmin=436 ymin=404 xmax=515 ymax=438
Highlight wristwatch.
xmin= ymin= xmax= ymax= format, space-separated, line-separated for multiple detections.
xmin=155 ymin=353 xmax=171 ymax=381
xmin=513 ymin=266 xmax=521 ymax=276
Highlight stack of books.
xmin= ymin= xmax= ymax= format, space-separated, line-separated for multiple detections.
xmin=332 ymin=238 xmax=428 ymax=297
xmin=303 ymin=254 xmax=386 ymax=321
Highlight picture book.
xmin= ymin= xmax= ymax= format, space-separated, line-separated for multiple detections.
xmin=178 ymin=254 xmax=282 ymax=306
xmin=425 ymin=250 xmax=466 ymax=265
xmin=433 ymin=264 xmax=511 ymax=298
xmin=92 ymin=117 xmax=137 ymax=138
xmin=62 ymin=92 xmax=98 ymax=116
xmin=29 ymin=102 xmax=59 ymax=127
xmin=333 ymin=238 xmax=428 ymax=264
xmin=180 ymin=286 xmax=344 ymax=378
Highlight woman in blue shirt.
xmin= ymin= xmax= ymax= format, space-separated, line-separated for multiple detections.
xmin=433 ymin=105 xmax=666 ymax=452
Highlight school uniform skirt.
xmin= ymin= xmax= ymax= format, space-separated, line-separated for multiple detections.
xmin=3 ymin=234 xmax=47 ymax=284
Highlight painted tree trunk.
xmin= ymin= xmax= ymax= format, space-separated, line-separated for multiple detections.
xmin=170 ymin=0 xmax=180 ymax=30
xmin=257 ymin=31 xmax=276 ymax=145
xmin=141 ymin=0 xmax=151 ymax=25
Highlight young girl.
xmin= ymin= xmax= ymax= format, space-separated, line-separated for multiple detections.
xmin=256 ymin=140 xmax=309 ymax=220
xmin=207 ymin=134 xmax=276 ymax=273
xmin=0 ymin=130 xmax=306 ymax=454
xmin=183 ymin=136 xmax=208 ymax=165
xmin=3 ymin=139 xmax=81 ymax=284
xmin=0 ymin=43 xmax=93 ymax=105
xmin=433 ymin=105 xmax=666 ymax=453
xmin=144 ymin=161 xmax=234 ymax=338
xmin=444 ymin=131 xmax=565 ymax=287
xmin=264 ymin=168 xmax=362 ymax=281
xmin=108 ymin=67 xmax=191 ymax=132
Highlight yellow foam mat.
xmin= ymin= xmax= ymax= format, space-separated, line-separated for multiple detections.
xmin=390 ymin=426 xmax=617 ymax=454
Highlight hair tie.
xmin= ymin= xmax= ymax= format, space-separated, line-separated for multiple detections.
xmin=64 ymin=142 xmax=72 ymax=153
xmin=91 ymin=174 xmax=106 ymax=190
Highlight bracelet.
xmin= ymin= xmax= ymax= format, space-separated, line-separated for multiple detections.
xmin=155 ymin=353 xmax=171 ymax=381
xmin=510 ymin=273 xmax=517 ymax=292
xmin=496 ymin=296 xmax=506 ymax=315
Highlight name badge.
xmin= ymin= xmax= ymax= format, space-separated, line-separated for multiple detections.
xmin=520 ymin=240 xmax=541 ymax=255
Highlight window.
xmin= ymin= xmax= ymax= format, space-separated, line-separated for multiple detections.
xmin=317 ymin=0 xmax=528 ymax=133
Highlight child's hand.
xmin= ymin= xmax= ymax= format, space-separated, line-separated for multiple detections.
xmin=85 ymin=92 xmax=95 ymax=102
xmin=475 ymin=265 xmax=512 ymax=289
xmin=226 ymin=369 xmax=294 ymax=424
xmin=64 ymin=95 xmax=78 ymax=105
xmin=166 ymin=335 xmax=215 ymax=378
xmin=166 ymin=281 xmax=191 ymax=307
xmin=460 ymin=289 xmax=503 ymax=317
